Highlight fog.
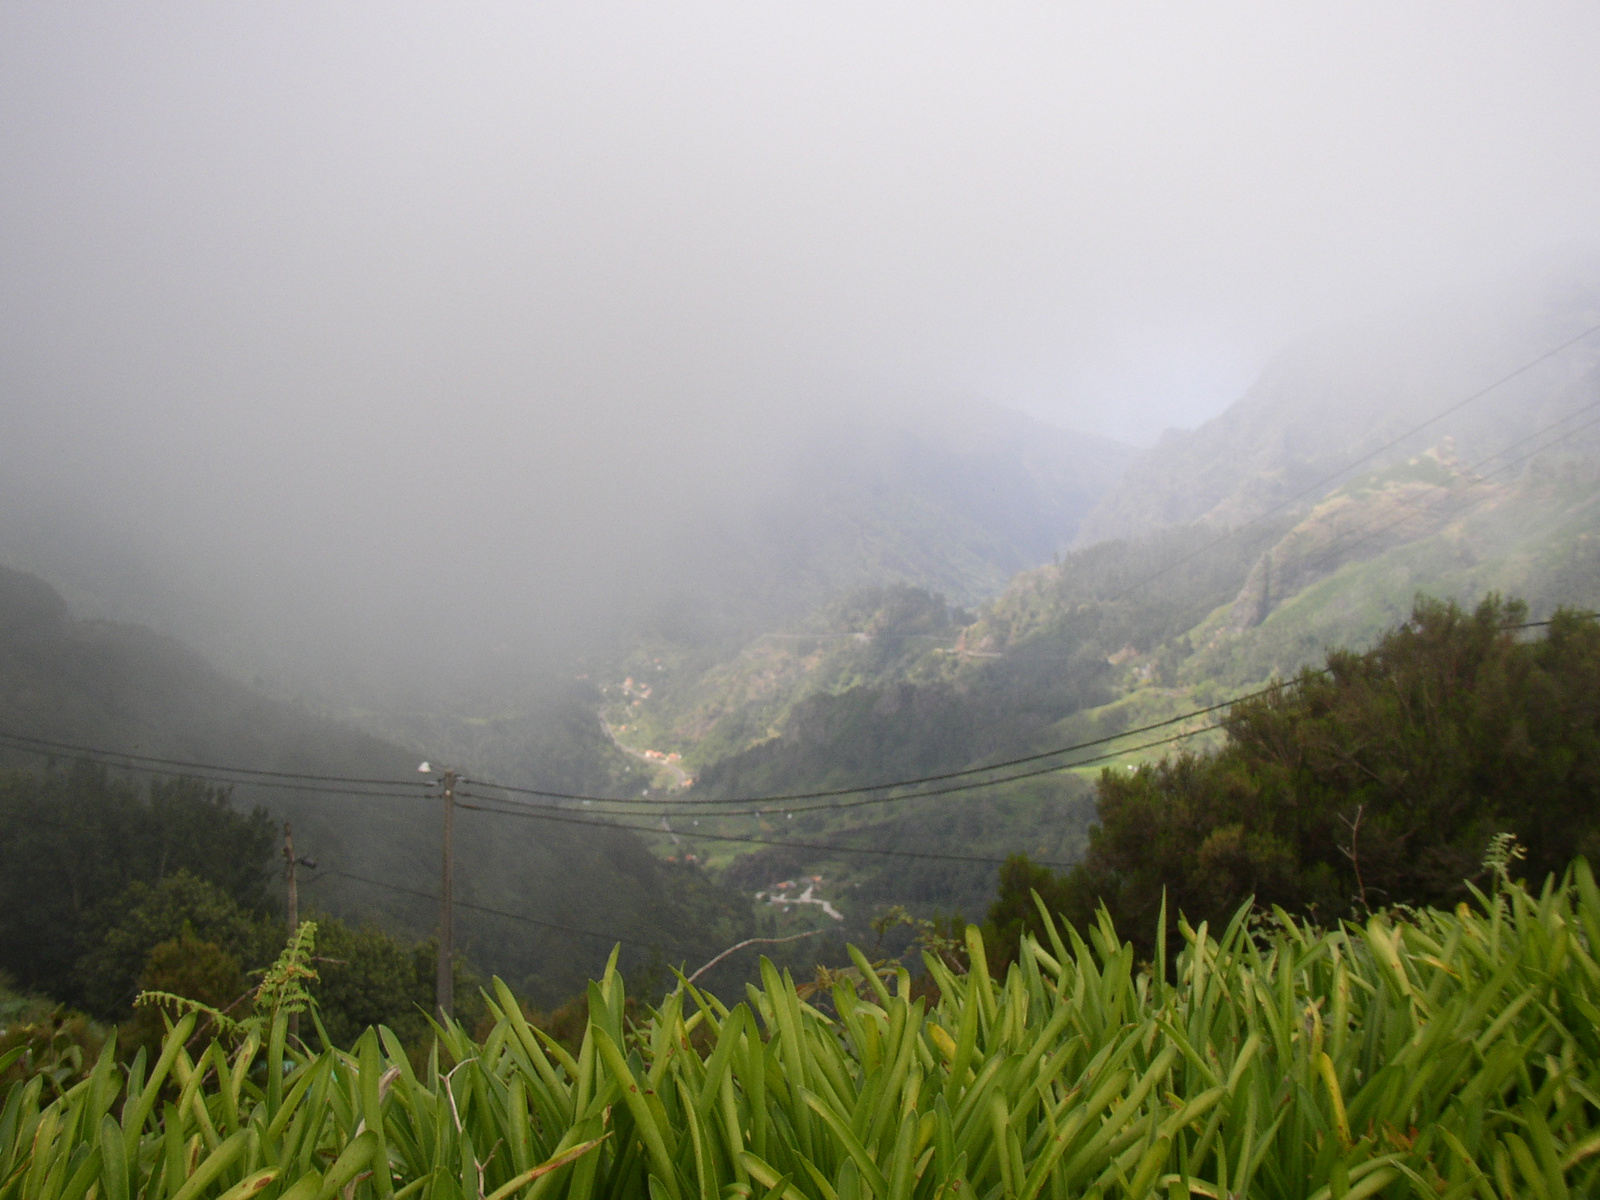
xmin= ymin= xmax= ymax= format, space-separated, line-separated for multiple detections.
xmin=3 ymin=3 xmax=1600 ymax=699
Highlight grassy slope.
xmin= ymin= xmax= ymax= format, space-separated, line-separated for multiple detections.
xmin=1027 ymin=452 xmax=1600 ymax=774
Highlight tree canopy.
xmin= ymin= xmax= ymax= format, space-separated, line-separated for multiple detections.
xmin=1002 ymin=596 xmax=1600 ymax=950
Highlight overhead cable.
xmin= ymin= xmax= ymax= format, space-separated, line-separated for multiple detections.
xmin=0 ymin=728 xmax=432 ymax=788
xmin=449 ymin=720 xmax=1229 ymax=857
xmin=466 ymin=720 xmax=1226 ymax=821
xmin=453 ymin=798 xmax=1086 ymax=868
xmin=0 ymin=734 xmax=431 ymax=800
xmin=303 ymin=868 xmax=677 ymax=949
xmin=461 ymin=690 xmax=1261 ymax=808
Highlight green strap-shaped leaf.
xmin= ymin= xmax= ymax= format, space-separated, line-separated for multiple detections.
xmin=591 ymin=1026 xmax=679 ymax=1200
xmin=97 ymin=1116 xmax=128 ymax=1200
xmin=167 ymin=1130 xmax=248 ymax=1200
xmin=800 ymin=1089 xmax=888 ymax=1199
xmin=482 ymin=1137 xmax=606 ymax=1200
xmin=123 ymin=1015 xmax=196 ymax=1160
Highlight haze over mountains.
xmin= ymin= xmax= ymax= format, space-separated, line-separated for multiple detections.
xmin=6 ymin=264 xmax=1600 ymax=978
xmin=0 ymin=389 xmax=1143 ymax=991
xmin=1079 ymin=263 xmax=1600 ymax=544
xmin=563 ymin=267 xmax=1600 ymax=921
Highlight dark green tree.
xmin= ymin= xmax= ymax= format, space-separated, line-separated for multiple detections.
xmin=1064 ymin=596 xmax=1600 ymax=949
xmin=982 ymin=854 xmax=1077 ymax=967
xmin=0 ymin=766 xmax=274 ymax=1001
xmin=75 ymin=871 xmax=278 ymax=1018
xmin=307 ymin=919 xmax=483 ymax=1048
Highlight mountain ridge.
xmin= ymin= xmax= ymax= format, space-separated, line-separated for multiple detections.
xmin=591 ymin=272 xmax=1600 ymax=928
xmin=1077 ymin=268 xmax=1600 ymax=545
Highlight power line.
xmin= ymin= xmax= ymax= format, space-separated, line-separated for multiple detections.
xmin=1510 ymin=616 xmax=1599 ymax=631
xmin=469 ymin=603 xmax=1600 ymax=821
xmin=0 ymin=735 xmax=432 ymax=800
xmin=10 ymin=602 xmax=1566 ymax=817
xmin=6 ymin=604 xmax=1593 ymax=820
xmin=303 ymin=868 xmax=674 ymax=949
xmin=0 ymin=710 xmax=1212 ymax=866
xmin=462 ymin=686 xmax=1266 ymax=809
xmin=0 ymin=728 xmax=432 ymax=789
xmin=454 ymin=798 xmax=1087 ymax=868
xmin=450 ymin=720 xmax=1226 ymax=857
xmin=466 ymin=719 xmax=1226 ymax=821
xmin=8 ymin=668 xmax=1203 ymax=817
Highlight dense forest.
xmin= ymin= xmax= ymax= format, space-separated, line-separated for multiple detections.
xmin=0 ymin=765 xmax=490 ymax=1052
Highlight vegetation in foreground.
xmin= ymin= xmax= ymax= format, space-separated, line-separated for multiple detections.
xmin=5 ymin=852 xmax=1599 ymax=1199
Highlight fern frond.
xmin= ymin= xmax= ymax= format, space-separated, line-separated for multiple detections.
xmin=134 ymin=990 xmax=241 ymax=1035
xmin=254 ymin=920 xmax=320 ymax=1019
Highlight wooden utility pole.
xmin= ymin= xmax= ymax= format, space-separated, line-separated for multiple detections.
xmin=284 ymin=822 xmax=300 ymax=934
xmin=436 ymin=769 xmax=457 ymax=1023
xmin=283 ymin=822 xmax=300 ymax=1040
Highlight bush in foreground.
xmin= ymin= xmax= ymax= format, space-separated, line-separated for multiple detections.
xmin=5 ymin=860 xmax=1600 ymax=1199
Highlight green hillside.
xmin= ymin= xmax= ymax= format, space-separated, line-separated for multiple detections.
xmin=1076 ymin=274 xmax=1600 ymax=545
xmin=601 ymin=306 xmax=1600 ymax=936
xmin=0 ymin=564 xmax=751 ymax=1007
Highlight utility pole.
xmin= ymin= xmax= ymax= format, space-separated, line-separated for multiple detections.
xmin=436 ymin=768 xmax=457 ymax=1023
xmin=281 ymin=825 xmax=316 ymax=1040
xmin=282 ymin=822 xmax=301 ymax=1040
xmin=284 ymin=822 xmax=300 ymax=935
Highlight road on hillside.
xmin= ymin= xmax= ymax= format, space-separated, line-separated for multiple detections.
xmin=601 ymin=718 xmax=693 ymax=790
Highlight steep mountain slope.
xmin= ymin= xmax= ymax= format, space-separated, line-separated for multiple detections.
xmin=629 ymin=276 xmax=1600 ymax=931
xmin=1077 ymin=267 xmax=1600 ymax=545
xmin=0 ymin=564 xmax=750 ymax=1005
xmin=1178 ymin=447 xmax=1600 ymax=687
xmin=432 ymin=401 xmax=1137 ymax=794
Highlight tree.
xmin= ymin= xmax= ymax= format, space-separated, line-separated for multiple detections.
xmin=75 ymin=871 xmax=276 ymax=1019
xmin=124 ymin=929 xmax=249 ymax=1056
xmin=982 ymin=854 xmax=1076 ymax=966
xmin=1063 ymin=596 xmax=1600 ymax=950
xmin=0 ymin=765 xmax=274 ymax=1001
xmin=307 ymin=919 xmax=486 ymax=1048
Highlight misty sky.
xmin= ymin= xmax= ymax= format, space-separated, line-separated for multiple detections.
xmin=3 ymin=3 xmax=1600 ymax=689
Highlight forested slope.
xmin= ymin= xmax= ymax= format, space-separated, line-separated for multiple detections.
xmin=628 ymin=280 xmax=1600 ymax=931
xmin=0 ymin=564 xmax=750 ymax=1006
